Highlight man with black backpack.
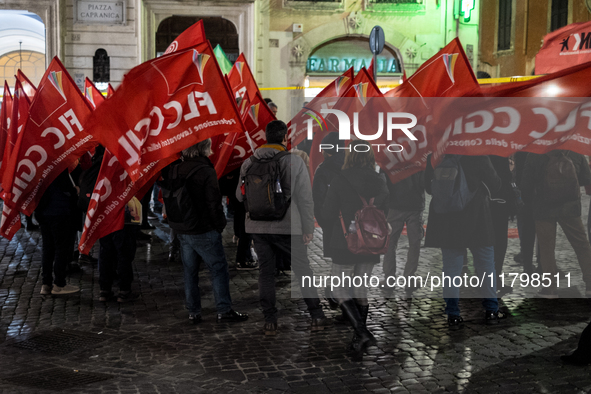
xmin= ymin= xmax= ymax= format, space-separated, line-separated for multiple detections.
xmin=236 ymin=120 xmax=331 ymax=335
xmin=160 ymin=139 xmax=248 ymax=324
xmin=521 ymin=150 xmax=591 ymax=299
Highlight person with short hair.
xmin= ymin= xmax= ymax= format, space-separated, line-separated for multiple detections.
xmin=162 ymin=138 xmax=248 ymax=324
xmin=236 ymin=120 xmax=331 ymax=335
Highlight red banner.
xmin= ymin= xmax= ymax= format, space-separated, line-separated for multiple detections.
xmin=164 ymin=20 xmax=206 ymax=55
xmin=227 ymin=53 xmax=259 ymax=102
xmin=79 ymin=150 xmax=176 ymax=253
xmin=83 ymin=42 xmax=245 ymax=182
xmin=84 ymin=78 xmax=105 ymax=109
xmin=535 ymin=21 xmax=591 ymax=75
xmin=107 ymin=83 xmax=115 ymax=99
xmin=1 ymin=57 xmax=95 ymax=216
xmin=0 ymin=81 xmax=13 ymax=174
xmin=287 ymin=67 xmax=355 ymax=149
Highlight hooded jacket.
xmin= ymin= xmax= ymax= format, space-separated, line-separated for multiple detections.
xmin=236 ymin=144 xmax=314 ymax=235
xmin=322 ymin=166 xmax=389 ymax=265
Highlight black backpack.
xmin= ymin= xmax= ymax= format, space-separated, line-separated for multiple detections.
xmin=542 ymin=151 xmax=580 ymax=204
xmin=160 ymin=163 xmax=205 ymax=232
xmin=243 ymin=151 xmax=291 ymax=221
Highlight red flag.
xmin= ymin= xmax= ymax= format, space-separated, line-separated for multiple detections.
xmin=164 ymin=20 xmax=206 ymax=55
xmin=1 ymin=57 xmax=95 ymax=216
xmin=84 ymin=42 xmax=245 ymax=182
xmin=84 ymin=78 xmax=105 ymax=109
xmin=78 ymin=150 xmax=176 ymax=253
xmin=0 ymin=82 xmax=13 ymax=173
xmin=16 ymin=70 xmax=37 ymax=99
xmin=0 ymin=203 xmax=20 ymax=240
xmin=386 ymin=38 xmax=478 ymax=98
xmin=2 ymin=79 xmax=31 ymax=185
xmin=107 ymin=83 xmax=115 ymax=99
xmin=535 ymin=21 xmax=591 ymax=75
xmin=227 ymin=53 xmax=260 ymax=102
xmin=287 ymin=67 xmax=355 ymax=149
xmin=367 ymin=58 xmax=375 ymax=81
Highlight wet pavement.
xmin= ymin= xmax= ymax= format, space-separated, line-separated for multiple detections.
xmin=1 ymin=197 xmax=591 ymax=393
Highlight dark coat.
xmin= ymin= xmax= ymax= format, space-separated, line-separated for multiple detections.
xmin=322 ymin=166 xmax=389 ymax=265
xmin=424 ymin=155 xmax=501 ymax=249
xmin=36 ymin=170 xmax=78 ymax=217
xmin=161 ymin=156 xmax=226 ymax=235
xmin=312 ymin=153 xmax=345 ymax=257
xmin=488 ymin=155 xmax=515 ymax=215
xmin=520 ymin=150 xmax=591 ymax=220
xmin=387 ymin=171 xmax=425 ymax=212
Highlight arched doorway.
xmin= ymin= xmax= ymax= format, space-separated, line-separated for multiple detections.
xmin=156 ymin=16 xmax=239 ymax=61
xmin=0 ymin=10 xmax=45 ymax=89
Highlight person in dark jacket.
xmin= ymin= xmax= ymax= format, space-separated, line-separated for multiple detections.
xmin=488 ymin=155 xmax=515 ymax=293
xmin=312 ymin=132 xmax=345 ymax=313
xmin=514 ymin=151 xmax=537 ymax=274
xmin=36 ymin=170 xmax=80 ymax=295
xmin=383 ymin=171 xmax=425 ymax=295
xmin=162 ymin=139 xmax=248 ymax=324
xmin=322 ymin=140 xmax=389 ymax=358
xmin=425 ymin=154 xmax=504 ymax=329
xmin=521 ymin=150 xmax=591 ymax=298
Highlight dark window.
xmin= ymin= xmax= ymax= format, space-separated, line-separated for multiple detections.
xmin=497 ymin=0 xmax=512 ymax=51
xmin=93 ymin=49 xmax=109 ymax=83
xmin=156 ymin=16 xmax=239 ymax=61
xmin=551 ymin=0 xmax=568 ymax=32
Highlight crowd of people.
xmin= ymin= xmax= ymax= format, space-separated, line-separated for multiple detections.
xmin=15 ymin=116 xmax=591 ymax=364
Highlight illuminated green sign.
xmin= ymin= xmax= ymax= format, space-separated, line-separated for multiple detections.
xmin=461 ymin=0 xmax=475 ymax=22
xmin=306 ymin=57 xmax=399 ymax=74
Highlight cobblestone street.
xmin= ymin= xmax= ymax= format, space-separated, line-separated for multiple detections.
xmin=1 ymin=198 xmax=591 ymax=393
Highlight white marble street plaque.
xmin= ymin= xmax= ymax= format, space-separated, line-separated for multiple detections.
xmin=75 ymin=1 xmax=125 ymax=24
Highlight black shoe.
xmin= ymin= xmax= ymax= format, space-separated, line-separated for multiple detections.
xmin=217 ymin=309 xmax=248 ymax=322
xmin=236 ymin=261 xmax=258 ymax=270
xmin=513 ymin=252 xmax=523 ymax=263
xmin=340 ymin=300 xmax=376 ymax=352
xmin=189 ymin=314 xmax=202 ymax=325
xmin=78 ymin=254 xmax=98 ymax=264
xmin=448 ymin=315 xmax=464 ymax=330
xmin=334 ymin=313 xmax=349 ymax=324
xmin=117 ymin=291 xmax=140 ymax=303
xmin=264 ymin=322 xmax=277 ymax=336
xmin=154 ymin=206 xmax=163 ymax=214
xmin=561 ymin=352 xmax=591 ymax=366
xmin=167 ymin=252 xmax=177 ymax=263
xmin=26 ymin=223 xmax=39 ymax=231
xmin=325 ymin=289 xmax=339 ymax=310
xmin=136 ymin=231 xmax=152 ymax=241
xmin=485 ymin=310 xmax=504 ymax=325
xmin=311 ymin=317 xmax=333 ymax=331
xmin=147 ymin=210 xmax=158 ymax=220
xmin=497 ymin=286 xmax=513 ymax=298
xmin=161 ymin=217 xmax=169 ymax=224
xmin=99 ymin=290 xmax=115 ymax=302
xmin=141 ymin=222 xmax=155 ymax=230
xmin=67 ymin=263 xmax=82 ymax=274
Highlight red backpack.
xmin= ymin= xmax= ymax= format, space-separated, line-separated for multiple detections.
xmin=340 ymin=196 xmax=390 ymax=255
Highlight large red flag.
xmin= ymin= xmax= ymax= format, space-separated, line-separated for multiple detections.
xmin=164 ymin=20 xmax=206 ymax=55
xmin=386 ymin=38 xmax=478 ymax=98
xmin=84 ymin=77 xmax=105 ymax=109
xmin=535 ymin=21 xmax=591 ymax=75
xmin=16 ymin=70 xmax=37 ymax=99
xmin=0 ymin=82 xmax=13 ymax=173
xmin=287 ymin=67 xmax=355 ymax=149
xmin=1 ymin=57 xmax=95 ymax=216
xmin=84 ymin=42 xmax=245 ymax=182
xmin=79 ymin=150 xmax=176 ymax=253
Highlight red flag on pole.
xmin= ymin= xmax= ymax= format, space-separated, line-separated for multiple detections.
xmin=227 ymin=53 xmax=260 ymax=102
xmin=85 ymin=42 xmax=245 ymax=182
xmin=2 ymin=78 xmax=31 ymax=185
xmin=287 ymin=67 xmax=355 ymax=149
xmin=1 ymin=57 xmax=95 ymax=216
xmin=0 ymin=81 xmax=13 ymax=174
xmin=535 ymin=21 xmax=591 ymax=75
xmin=16 ymin=69 xmax=37 ymax=99
xmin=84 ymin=77 xmax=105 ymax=109
xmin=107 ymin=83 xmax=115 ymax=99
xmin=386 ymin=38 xmax=478 ymax=98
xmin=164 ymin=20 xmax=206 ymax=55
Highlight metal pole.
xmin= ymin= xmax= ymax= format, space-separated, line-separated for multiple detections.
xmin=19 ymin=41 xmax=22 ymax=70
xmin=373 ymin=52 xmax=377 ymax=83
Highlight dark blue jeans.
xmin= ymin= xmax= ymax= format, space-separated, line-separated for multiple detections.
xmin=99 ymin=226 xmax=137 ymax=292
xmin=38 ymin=214 xmax=76 ymax=287
xmin=178 ymin=231 xmax=232 ymax=315
xmin=441 ymin=246 xmax=498 ymax=317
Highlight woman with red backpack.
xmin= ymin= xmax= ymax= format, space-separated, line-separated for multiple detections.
xmin=322 ymin=140 xmax=389 ymax=359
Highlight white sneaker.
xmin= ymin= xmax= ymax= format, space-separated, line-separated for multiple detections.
xmin=40 ymin=285 xmax=51 ymax=295
xmin=51 ymin=284 xmax=80 ymax=295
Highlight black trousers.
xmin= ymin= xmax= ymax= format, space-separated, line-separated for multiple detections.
xmin=98 ymin=226 xmax=137 ymax=292
xmin=38 ymin=214 xmax=76 ymax=287
xmin=517 ymin=203 xmax=537 ymax=267
xmin=491 ymin=202 xmax=510 ymax=274
xmin=252 ymin=234 xmax=324 ymax=323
